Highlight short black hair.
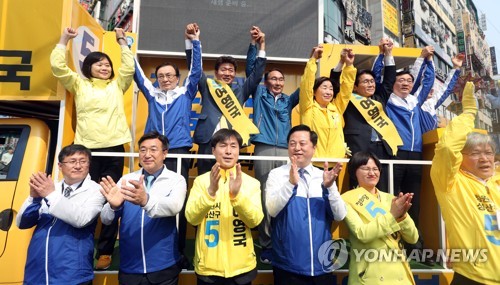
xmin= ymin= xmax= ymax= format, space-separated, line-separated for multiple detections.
xmin=355 ymin=69 xmax=376 ymax=86
xmin=58 ymin=144 xmax=91 ymax=163
xmin=264 ymin=68 xmax=285 ymax=81
xmin=155 ymin=62 xmax=180 ymax=78
xmin=395 ymin=70 xmax=414 ymax=82
xmin=347 ymin=151 xmax=382 ymax=180
xmin=287 ymin=124 xmax=318 ymax=147
xmin=81 ymin=51 xmax=115 ymax=79
xmin=210 ymin=128 xmax=243 ymax=149
xmin=215 ymin=56 xmax=237 ymax=71
xmin=138 ymin=131 xmax=170 ymax=151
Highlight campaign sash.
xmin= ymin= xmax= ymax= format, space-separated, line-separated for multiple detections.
xmin=207 ymin=78 xmax=259 ymax=145
xmin=350 ymin=93 xmax=402 ymax=155
xmin=343 ymin=187 xmax=413 ymax=281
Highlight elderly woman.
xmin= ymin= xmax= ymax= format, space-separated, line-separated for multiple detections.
xmin=342 ymin=151 xmax=418 ymax=285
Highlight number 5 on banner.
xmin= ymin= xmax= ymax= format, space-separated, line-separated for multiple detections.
xmin=205 ymin=220 xmax=220 ymax=247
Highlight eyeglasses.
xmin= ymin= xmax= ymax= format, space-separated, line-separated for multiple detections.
xmin=396 ymin=78 xmax=413 ymax=84
xmin=157 ymin=74 xmax=177 ymax=80
xmin=358 ymin=167 xmax=380 ymax=173
xmin=359 ymin=79 xmax=375 ymax=85
xmin=139 ymin=147 xmax=165 ymax=155
xmin=61 ymin=160 xmax=89 ymax=167
xmin=462 ymin=152 xmax=495 ymax=159
xmin=269 ymin=77 xmax=285 ymax=82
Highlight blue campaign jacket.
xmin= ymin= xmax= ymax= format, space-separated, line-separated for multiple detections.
xmin=245 ymin=44 xmax=299 ymax=148
xmin=134 ymin=40 xmax=202 ymax=149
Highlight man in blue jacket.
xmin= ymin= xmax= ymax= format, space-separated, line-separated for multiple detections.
xmin=132 ymin=23 xmax=202 ymax=268
xmin=100 ymin=132 xmax=187 ymax=285
xmin=244 ymin=39 xmax=299 ymax=264
xmin=265 ymin=125 xmax=347 ymax=284
xmin=17 ymin=144 xmax=105 ymax=285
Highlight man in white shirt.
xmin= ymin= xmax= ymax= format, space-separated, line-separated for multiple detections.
xmin=16 ymin=144 xmax=105 ymax=285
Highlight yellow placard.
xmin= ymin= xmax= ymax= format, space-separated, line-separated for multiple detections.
xmin=383 ymin=0 xmax=400 ymax=36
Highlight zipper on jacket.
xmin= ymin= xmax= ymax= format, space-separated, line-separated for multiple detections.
xmin=410 ymin=111 xmax=415 ymax=151
xmin=45 ymin=218 xmax=57 ymax=285
xmin=141 ymin=210 xmax=147 ymax=273
xmin=274 ymin=100 xmax=279 ymax=146
xmin=306 ymin=196 xmax=314 ymax=275
xmin=161 ymin=110 xmax=167 ymax=136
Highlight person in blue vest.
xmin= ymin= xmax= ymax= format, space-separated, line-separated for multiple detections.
xmin=100 ymin=131 xmax=187 ymax=285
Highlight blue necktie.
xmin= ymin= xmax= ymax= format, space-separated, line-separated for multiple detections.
xmin=298 ymin=168 xmax=308 ymax=184
xmin=145 ymin=175 xmax=154 ymax=193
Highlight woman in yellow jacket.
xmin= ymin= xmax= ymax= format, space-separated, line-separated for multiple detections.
xmin=342 ymin=151 xmax=418 ymax=285
xmin=299 ymin=45 xmax=356 ymax=161
xmin=50 ymin=27 xmax=134 ymax=267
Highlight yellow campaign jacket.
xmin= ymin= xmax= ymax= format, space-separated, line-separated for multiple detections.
xmin=431 ymin=112 xmax=500 ymax=285
xmin=342 ymin=188 xmax=418 ymax=285
xmin=185 ymin=167 xmax=263 ymax=278
xmin=50 ymin=45 xmax=134 ymax=149
xmin=299 ymin=58 xmax=356 ymax=160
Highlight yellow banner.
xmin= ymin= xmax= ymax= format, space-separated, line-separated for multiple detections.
xmin=0 ymin=0 xmax=103 ymax=100
xmin=383 ymin=0 xmax=400 ymax=36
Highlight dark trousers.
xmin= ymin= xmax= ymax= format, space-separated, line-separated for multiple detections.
xmin=196 ymin=143 xmax=215 ymax=175
xmin=163 ymin=147 xmax=190 ymax=254
xmin=89 ymin=144 xmax=125 ymax=258
xmin=197 ymin=269 xmax=256 ymax=285
xmin=273 ymin=267 xmax=335 ymax=285
xmin=450 ymin=272 xmax=485 ymax=285
xmin=119 ymin=263 xmax=181 ymax=285
xmin=393 ymin=150 xmax=424 ymax=250
xmin=349 ymin=142 xmax=391 ymax=193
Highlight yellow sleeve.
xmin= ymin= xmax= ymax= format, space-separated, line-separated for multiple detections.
xmin=299 ymin=58 xmax=317 ymax=126
xmin=50 ymin=45 xmax=81 ymax=94
xmin=335 ymin=65 xmax=356 ymax=114
xmin=396 ymin=214 xmax=419 ymax=244
xmin=230 ymin=177 xmax=263 ymax=228
xmin=431 ymin=82 xmax=476 ymax=193
xmin=185 ymin=176 xmax=215 ymax=226
xmin=343 ymin=203 xmax=403 ymax=244
xmin=116 ymin=46 xmax=135 ymax=92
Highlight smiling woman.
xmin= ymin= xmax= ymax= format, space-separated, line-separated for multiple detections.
xmin=299 ymin=45 xmax=357 ymax=163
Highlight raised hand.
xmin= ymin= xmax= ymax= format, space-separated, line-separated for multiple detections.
xmin=186 ymin=23 xmax=200 ymax=40
xmin=452 ymin=53 xmax=465 ymax=69
xmin=100 ymin=176 xmax=125 ymax=210
xmin=207 ymin=163 xmax=221 ymax=197
xmin=289 ymin=156 xmax=299 ymax=186
xmin=29 ymin=172 xmax=55 ymax=198
xmin=323 ymin=162 xmax=342 ymax=188
xmin=312 ymin=45 xmax=324 ymax=60
xmin=390 ymin=192 xmax=413 ymax=219
xmin=58 ymin=27 xmax=78 ymax=45
xmin=229 ymin=163 xmax=243 ymax=198
xmin=120 ymin=175 xmax=148 ymax=207
xmin=342 ymin=48 xmax=355 ymax=66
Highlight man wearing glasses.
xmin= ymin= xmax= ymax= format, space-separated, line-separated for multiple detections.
xmin=245 ymin=48 xmax=299 ymax=264
xmin=100 ymin=132 xmax=186 ymax=285
xmin=385 ymin=46 xmax=437 ymax=265
xmin=330 ymin=38 xmax=399 ymax=192
xmin=131 ymin=23 xmax=202 ymax=269
xmin=16 ymin=144 xmax=105 ymax=285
